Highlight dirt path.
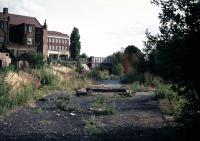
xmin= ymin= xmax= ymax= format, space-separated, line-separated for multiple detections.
xmin=0 ymin=81 xmax=177 ymax=141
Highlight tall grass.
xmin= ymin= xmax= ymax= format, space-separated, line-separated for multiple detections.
xmin=0 ymin=66 xmax=59 ymax=114
xmin=34 ymin=68 xmax=59 ymax=87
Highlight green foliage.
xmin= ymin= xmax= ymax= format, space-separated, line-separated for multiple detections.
xmin=56 ymin=95 xmax=80 ymax=112
xmin=20 ymin=52 xmax=46 ymax=69
xmin=79 ymin=53 xmax=87 ymax=59
xmin=120 ymin=72 xmax=144 ymax=84
xmin=144 ymin=0 xmax=200 ymax=113
xmin=0 ymin=65 xmax=16 ymax=73
xmin=70 ymin=27 xmax=81 ymax=59
xmin=124 ymin=45 xmax=141 ymax=56
xmin=87 ymin=68 xmax=102 ymax=81
xmin=0 ymin=82 xmax=38 ymax=114
xmin=16 ymin=84 xmax=34 ymax=105
xmin=35 ymin=68 xmax=58 ymax=86
xmin=155 ymin=83 xmax=187 ymax=117
xmin=112 ymin=63 xmax=123 ymax=76
xmin=76 ymin=61 xmax=84 ymax=73
xmin=90 ymin=96 xmax=117 ymax=115
xmin=131 ymin=82 xmax=142 ymax=93
xmin=0 ymin=77 xmax=11 ymax=97
xmin=155 ymin=84 xmax=175 ymax=100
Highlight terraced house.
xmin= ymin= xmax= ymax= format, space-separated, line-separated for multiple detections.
xmin=0 ymin=7 xmax=70 ymax=65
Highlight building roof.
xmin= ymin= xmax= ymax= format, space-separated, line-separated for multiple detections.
xmin=48 ymin=31 xmax=69 ymax=38
xmin=0 ymin=12 xmax=42 ymax=28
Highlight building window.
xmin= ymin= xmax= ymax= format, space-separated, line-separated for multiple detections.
xmin=28 ymin=26 xmax=32 ymax=32
xmin=0 ymin=22 xmax=4 ymax=29
xmin=27 ymin=38 xmax=32 ymax=45
xmin=0 ymin=37 xmax=4 ymax=43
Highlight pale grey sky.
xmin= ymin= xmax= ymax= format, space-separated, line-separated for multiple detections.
xmin=0 ymin=0 xmax=160 ymax=57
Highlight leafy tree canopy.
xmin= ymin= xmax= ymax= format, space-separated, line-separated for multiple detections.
xmin=70 ymin=27 xmax=81 ymax=60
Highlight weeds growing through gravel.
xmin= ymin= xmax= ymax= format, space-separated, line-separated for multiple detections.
xmin=90 ymin=96 xmax=117 ymax=115
xmin=84 ymin=116 xmax=104 ymax=135
xmin=56 ymin=95 xmax=80 ymax=112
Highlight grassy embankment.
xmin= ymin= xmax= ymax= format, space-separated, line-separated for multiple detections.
xmin=0 ymin=65 xmax=92 ymax=115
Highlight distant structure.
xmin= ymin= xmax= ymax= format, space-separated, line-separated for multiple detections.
xmin=0 ymin=51 xmax=11 ymax=68
xmin=47 ymin=31 xmax=70 ymax=61
xmin=0 ymin=7 xmax=70 ymax=66
xmin=87 ymin=56 xmax=112 ymax=69
xmin=0 ymin=8 xmax=48 ymax=59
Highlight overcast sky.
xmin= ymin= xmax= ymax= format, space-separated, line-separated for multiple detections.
xmin=0 ymin=0 xmax=160 ymax=57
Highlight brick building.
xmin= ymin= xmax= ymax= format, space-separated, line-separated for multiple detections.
xmin=0 ymin=8 xmax=48 ymax=59
xmin=47 ymin=31 xmax=70 ymax=61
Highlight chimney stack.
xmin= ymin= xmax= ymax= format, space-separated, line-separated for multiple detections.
xmin=3 ymin=8 xmax=8 ymax=14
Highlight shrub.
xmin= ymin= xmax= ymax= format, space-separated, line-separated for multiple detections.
xmin=87 ymin=68 xmax=102 ymax=81
xmin=56 ymin=95 xmax=80 ymax=112
xmin=155 ymin=84 xmax=175 ymax=100
xmin=120 ymin=72 xmax=146 ymax=84
xmin=112 ymin=63 xmax=123 ymax=76
xmin=0 ymin=65 xmax=16 ymax=73
xmin=20 ymin=53 xmax=46 ymax=69
xmin=156 ymin=83 xmax=187 ymax=117
xmin=131 ymin=82 xmax=142 ymax=93
xmin=35 ymin=68 xmax=58 ymax=87
xmin=76 ymin=61 xmax=84 ymax=73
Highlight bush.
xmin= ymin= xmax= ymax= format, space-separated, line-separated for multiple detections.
xmin=20 ymin=53 xmax=46 ymax=69
xmin=112 ymin=63 xmax=123 ymax=76
xmin=120 ymin=72 xmax=145 ymax=84
xmin=156 ymin=83 xmax=187 ymax=117
xmin=56 ymin=95 xmax=80 ymax=112
xmin=155 ymin=84 xmax=175 ymax=100
xmin=131 ymin=82 xmax=142 ymax=93
xmin=0 ymin=65 xmax=16 ymax=73
xmin=87 ymin=68 xmax=102 ymax=81
xmin=35 ymin=68 xmax=58 ymax=87
xmin=76 ymin=61 xmax=84 ymax=73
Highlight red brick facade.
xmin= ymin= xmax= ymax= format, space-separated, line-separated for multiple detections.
xmin=47 ymin=31 xmax=70 ymax=60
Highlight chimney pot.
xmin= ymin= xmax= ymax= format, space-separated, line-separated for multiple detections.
xmin=3 ymin=8 xmax=8 ymax=14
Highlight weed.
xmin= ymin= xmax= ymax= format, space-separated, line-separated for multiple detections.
xmin=36 ymin=108 xmax=44 ymax=114
xmin=84 ymin=116 xmax=104 ymax=135
xmin=90 ymin=96 xmax=117 ymax=115
xmin=56 ymin=95 xmax=80 ymax=112
xmin=156 ymin=83 xmax=187 ymax=117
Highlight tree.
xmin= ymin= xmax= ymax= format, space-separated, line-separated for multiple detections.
xmin=69 ymin=27 xmax=81 ymax=60
xmin=144 ymin=0 xmax=200 ymax=112
xmin=112 ymin=63 xmax=124 ymax=76
xmin=123 ymin=45 xmax=145 ymax=74
xmin=79 ymin=53 xmax=88 ymax=59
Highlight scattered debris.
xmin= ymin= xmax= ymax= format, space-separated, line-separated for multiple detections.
xmin=70 ymin=113 xmax=76 ymax=116
xmin=76 ymin=88 xmax=87 ymax=96
xmin=56 ymin=113 xmax=60 ymax=116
